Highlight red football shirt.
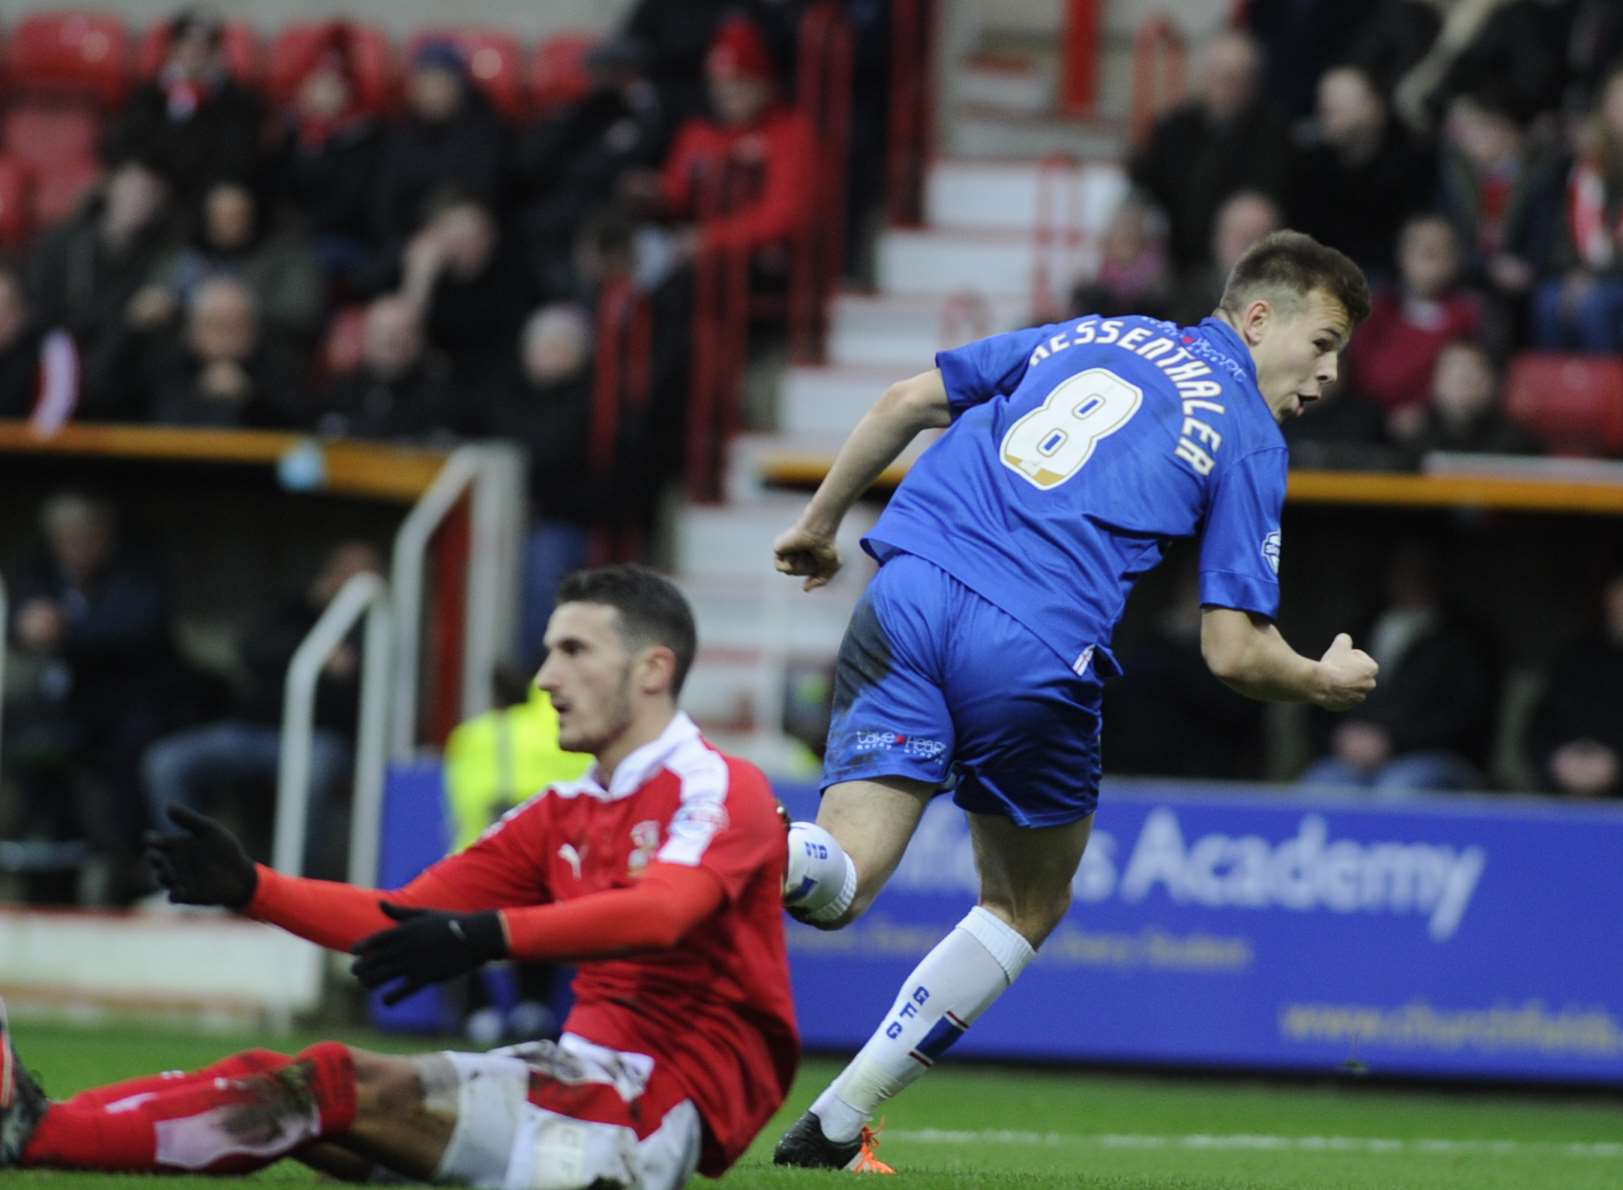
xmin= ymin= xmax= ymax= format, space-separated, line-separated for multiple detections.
xmin=247 ymin=712 xmax=797 ymax=1175
xmin=411 ymin=712 xmax=797 ymax=1174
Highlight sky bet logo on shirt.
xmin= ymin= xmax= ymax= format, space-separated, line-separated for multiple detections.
xmin=1261 ymin=529 xmax=1282 ymax=575
xmin=855 ymin=729 xmax=947 ymax=761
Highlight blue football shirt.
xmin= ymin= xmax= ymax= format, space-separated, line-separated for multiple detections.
xmin=864 ymin=314 xmax=1289 ymax=678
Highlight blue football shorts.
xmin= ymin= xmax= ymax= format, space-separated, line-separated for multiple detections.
xmin=821 ymin=551 xmax=1104 ymax=827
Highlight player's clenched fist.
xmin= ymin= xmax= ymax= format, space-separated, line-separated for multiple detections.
xmin=1314 ymin=632 xmax=1379 ymax=711
xmin=773 ymin=521 xmax=841 ymax=591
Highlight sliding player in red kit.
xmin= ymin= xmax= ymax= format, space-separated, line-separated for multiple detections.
xmin=0 ymin=566 xmax=797 ymax=1189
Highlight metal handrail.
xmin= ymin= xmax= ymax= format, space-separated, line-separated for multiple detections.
xmin=273 ymin=571 xmax=391 ymax=882
xmin=1033 ymin=152 xmax=1084 ymax=319
xmin=791 ymin=1 xmax=854 ymax=364
xmin=389 ymin=447 xmax=481 ymax=759
xmin=888 ymin=0 xmax=937 ymax=227
xmin=590 ymin=278 xmax=654 ymax=561
xmin=1061 ymin=0 xmax=1101 ymax=116
xmin=390 ymin=443 xmax=525 ymax=757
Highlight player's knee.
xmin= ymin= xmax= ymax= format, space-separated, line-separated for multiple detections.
xmin=982 ymin=890 xmax=1071 ymax=948
xmin=347 ymin=1049 xmax=422 ymax=1116
xmin=1027 ymin=889 xmax=1074 ymax=947
xmin=232 ymin=1048 xmax=286 ymax=1077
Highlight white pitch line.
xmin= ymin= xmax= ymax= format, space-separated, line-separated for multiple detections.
xmin=888 ymin=1130 xmax=1623 ymax=1159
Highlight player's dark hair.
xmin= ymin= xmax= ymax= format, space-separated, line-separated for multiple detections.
xmin=1219 ymin=229 xmax=1371 ymax=328
xmin=557 ymin=564 xmax=698 ymax=696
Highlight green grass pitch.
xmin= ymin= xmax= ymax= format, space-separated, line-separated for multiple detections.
xmin=7 ymin=1018 xmax=1620 ymax=1188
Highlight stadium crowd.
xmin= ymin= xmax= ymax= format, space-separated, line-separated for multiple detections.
xmin=0 ymin=2 xmax=873 ymax=597
xmin=2 ymin=1 xmax=1622 ymax=913
xmin=1085 ymin=0 xmax=1623 ymax=467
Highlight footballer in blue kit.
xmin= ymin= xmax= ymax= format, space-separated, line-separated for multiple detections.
xmin=771 ymin=231 xmax=1384 ymax=1173
xmin=824 ymin=310 xmax=1294 ymax=829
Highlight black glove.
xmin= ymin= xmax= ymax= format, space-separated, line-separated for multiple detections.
xmin=350 ymin=902 xmax=507 ymax=1005
xmin=144 ymin=806 xmax=258 ymax=909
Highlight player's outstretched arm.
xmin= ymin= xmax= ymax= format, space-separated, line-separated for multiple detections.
xmin=351 ymin=863 xmax=725 ymax=1004
xmin=1200 ymin=608 xmax=1379 ymax=710
xmin=147 ymin=802 xmax=552 ymax=955
xmin=775 ymin=368 xmax=950 ymax=591
xmin=146 ymin=806 xmax=401 ymax=951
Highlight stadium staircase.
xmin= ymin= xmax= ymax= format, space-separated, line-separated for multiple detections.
xmin=677 ymin=2 xmax=1222 ymax=766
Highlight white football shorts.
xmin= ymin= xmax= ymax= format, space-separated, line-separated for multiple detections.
xmin=434 ymin=1033 xmax=702 ymax=1190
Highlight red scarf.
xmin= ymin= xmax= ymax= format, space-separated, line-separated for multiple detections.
xmin=1568 ymin=158 xmax=1623 ymax=269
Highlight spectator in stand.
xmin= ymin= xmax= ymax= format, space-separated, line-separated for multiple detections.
xmin=624 ymin=16 xmax=818 ymax=273
xmin=1398 ymin=0 xmax=1572 ymax=133
xmin=102 ymin=6 xmax=266 ymax=205
xmin=271 ymin=22 xmax=388 ymax=292
xmin=1332 ymin=0 xmax=1444 ymax=98
xmin=1345 ymin=213 xmax=1484 ymax=436
xmin=1169 ymin=189 xmax=1281 ymax=326
xmin=1533 ymin=67 xmax=1623 ymax=354
xmin=1300 ymin=540 xmax=1497 ymax=796
xmin=1129 ymin=30 xmax=1292 ymax=274
xmin=1290 ymin=64 xmax=1437 ymax=282
xmin=3 ymin=492 xmax=181 ymax=903
xmin=136 ymin=277 xmax=299 ymax=428
xmin=141 ymin=541 xmax=381 ymax=877
xmin=27 ymin=159 xmax=175 ymax=375
xmin=397 ymin=191 xmax=540 ymax=392
xmin=0 ymin=266 xmax=79 ymax=431
xmin=1102 ymin=556 xmax=1265 ymax=780
xmin=1436 ymin=86 xmax=1565 ymax=332
xmin=520 ymin=37 xmax=675 ymax=299
xmin=1398 ymin=338 xmax=1540 ymax=460
xmin=145 ymin=180 xmax=326 ymax=353
xmin=474 ymin=304 xmax=597 ymax=665
xmin=616 ymin=0 xmax=799 ymax=123
xmin=1244 ymin=0 xmax=1390 ymax=122
xmin=1525 ymin=565 xmax=1623 ymax=799
xmin=318 ymin=296 xmax=454 ymax=440
xmin=1068 ymin=195 xmax=1171 ymax=322
xmin=374 ymin=42 xmax=509 ymax=252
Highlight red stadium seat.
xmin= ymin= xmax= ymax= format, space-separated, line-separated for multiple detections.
xmin=0 ymin=158 xmax=35 ymax=248
xmin=266 ymin=22 xmax=398 ymax=115
xmin=7 ymin=13 xmax=130 ymax=107
xmin=30 ymin=155 xmax=100 ymax=228
xmin=1504 ymin=354 xmax=1623 ymax=456
xmin=407 ymin=29 xmax=527 ymax=120
xmin=2 ymin=102 xmax=102 ymax=168
xmin=137 ymin=18 xmax=261 ymax=85
xmin=531 ymin=33 xmax=598 ymax=116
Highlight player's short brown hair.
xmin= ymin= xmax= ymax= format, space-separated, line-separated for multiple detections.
xmin=1218 ymin=229 xmax=1371 ymax=328
xmin=558 ymin=564 xmax=698 ymax=696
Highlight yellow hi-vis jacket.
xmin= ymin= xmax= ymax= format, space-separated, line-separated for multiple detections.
xmin=443 ymin=687 xmax=593 ymax=851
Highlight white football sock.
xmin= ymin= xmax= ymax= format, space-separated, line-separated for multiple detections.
xmin=811 ymin=906 xmax=1036 ymax=1143
xmin=784 ymin=822 xmax=857 ymax=924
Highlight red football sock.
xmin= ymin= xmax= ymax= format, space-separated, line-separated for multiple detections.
xmin=63 ymin=1049 xmax=289 ymax=1111
xmin=23 ymin=1043 xmax=356 ymax=1173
